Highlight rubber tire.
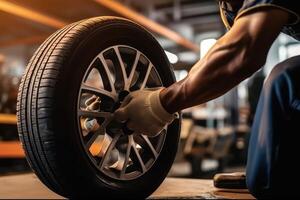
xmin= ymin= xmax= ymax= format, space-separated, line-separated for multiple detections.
xmin=17 ymin=16 xmax=181 ymax=198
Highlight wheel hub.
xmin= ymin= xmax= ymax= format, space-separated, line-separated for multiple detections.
xmin=109 ymin=90 xmax=134 ymax=135
xmin=112 ymin=90 xmax=130 ymax=111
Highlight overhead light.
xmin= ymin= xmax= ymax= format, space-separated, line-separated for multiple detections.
xmin=200 ymin=38 xmax=217 ymax=59
xmin=165 ymin=50 xmax=179 ymax=64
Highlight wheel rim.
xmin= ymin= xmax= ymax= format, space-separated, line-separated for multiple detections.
xmin=77 ymin=45 xmax=167 ymax=180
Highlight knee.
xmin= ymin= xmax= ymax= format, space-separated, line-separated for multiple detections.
xmin=265 ymin=56 xmax=300 ymax=89
xmin=246 ymin=166 xmax=266 ymax=198
xmin=246 ymin=177 xmax=274 ymax=199
xmin=256 ymin=57 xmax=300 ymax=123
xmin=265 ymin=63 xmax=288 ymax=90
xmin=263 ymin=57 xmax=300 ymax=96
xmin=247 ymin=178 xmax=264 ymax=198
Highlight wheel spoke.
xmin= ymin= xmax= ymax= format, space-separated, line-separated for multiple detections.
xmin=101 ymin=116 xmax=113 ymax=129
xmin=98 ymin=54 xmax=117 ymax=94
xmin=98 ymin=134 xmax=112 ymax=157
xmin=141 ymin=135 xmax=158 ymax=158
xmin=87 ymin=58 xmax=111 ymax=92
xmin=78 ymin=109 xmax=112 ymax=119
xmin=126 ymin=51 xmax=140 ymax=90
xmin=81 ymin=83 xmax=116 ymax=101
xmin=99 ymin=134 xmax=121 ymax=169
xmin=163 ymin=124 xmax=168 ymax=131
xmin=140 ymin=63 xmax=153 ymax=89
xmin=120 ymin=135 xmax=133 ymax=177
xmin=114 ymin=46 xmax=128 ymax=86
xmin=85 ymin=129 xmax=102 ymax=149
xmin=132 ymin=138 xmax=146 ymax=173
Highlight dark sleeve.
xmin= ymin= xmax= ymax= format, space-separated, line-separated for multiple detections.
xmin=219 ymin=0 xmax=300 ymax=30
xmin=219 ymin=0 xmax=243 ymax=30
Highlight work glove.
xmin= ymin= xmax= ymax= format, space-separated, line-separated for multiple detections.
xmin=114 ymin=88 xmax=176 ymax=137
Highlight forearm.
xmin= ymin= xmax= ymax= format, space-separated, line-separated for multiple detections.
xmin=160 ymin=8 xmax=289 ymax=113
xmin=160 ymin=35 xmax=261 ymax=113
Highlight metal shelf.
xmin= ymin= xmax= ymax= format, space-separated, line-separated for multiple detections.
xmin=0 ymin=113 xmax=17 ymax=125
xmin=0 ymin=141 xmax=24 ymax=158
xmin=0 ymin=114 xmax=24 ymax=158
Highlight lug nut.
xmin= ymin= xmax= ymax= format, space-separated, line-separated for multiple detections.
xmin=84 ymin=118 xmax=100 ymax=132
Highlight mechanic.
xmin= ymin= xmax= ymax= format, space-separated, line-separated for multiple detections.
xmin=115 ymin=0 xmax=300 ymax=198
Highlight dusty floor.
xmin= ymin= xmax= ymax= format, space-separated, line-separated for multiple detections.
xmin=0 ymin=173 xmax=254 ymax=199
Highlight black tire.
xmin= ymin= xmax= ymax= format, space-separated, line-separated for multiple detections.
xmin=17 ymin=16 xmax=181 ymax=198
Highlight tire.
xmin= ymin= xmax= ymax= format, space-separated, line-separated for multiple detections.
xmin=17 ymin=16 xmax=181 ymax=198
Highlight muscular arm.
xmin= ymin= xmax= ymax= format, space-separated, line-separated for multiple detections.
xmin=160 ymin=8 xmax=290 ymax=113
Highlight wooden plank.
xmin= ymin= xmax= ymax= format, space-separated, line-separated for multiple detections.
xmin=94 ymin=0 xmax=199 ymax=52
xmin=0 ymin=141 xmax=25 ymax=158
xmin=151 ymin=178 xmax=254 ymax=199
xmin=0 ymin=114 xmax=17 ymax=125
xmin=0 ymin=173 xmax=254 ymax=199
xmin=0 ymin=1 xmax=67 ymax=29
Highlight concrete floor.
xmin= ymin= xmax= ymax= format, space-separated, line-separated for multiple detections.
xmin=0 ymin=173 xmax=254 ymax=199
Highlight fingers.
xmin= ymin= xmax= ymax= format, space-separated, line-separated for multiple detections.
xmin=114 ymin=94 xmax=132 ymax=122
xmin=114 ymin=108 xmax=139 ymax=132
xmin=114 ymin=107 xmax=128 ymax=122
xmin=120 ymin=94 xmax=133 ymax=107
xmin=126 ymin=120 xmax=136 ymax=130
xmin=127 ymin=120 xmax=142 ymax=134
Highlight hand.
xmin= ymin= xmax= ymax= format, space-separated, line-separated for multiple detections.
xmin=114 ymin=88 xmax=176 ymax=137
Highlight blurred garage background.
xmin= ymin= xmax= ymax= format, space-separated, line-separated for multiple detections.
xmin=0 ymin=0 xmax=299 ymax=178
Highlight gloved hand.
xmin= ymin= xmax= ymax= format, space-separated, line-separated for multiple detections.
xmin=114 ymin=88 xmax=176 ymax=137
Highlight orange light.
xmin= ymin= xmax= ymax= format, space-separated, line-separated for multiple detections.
xmin=0 ymin=1 xmax=66 ymax=29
